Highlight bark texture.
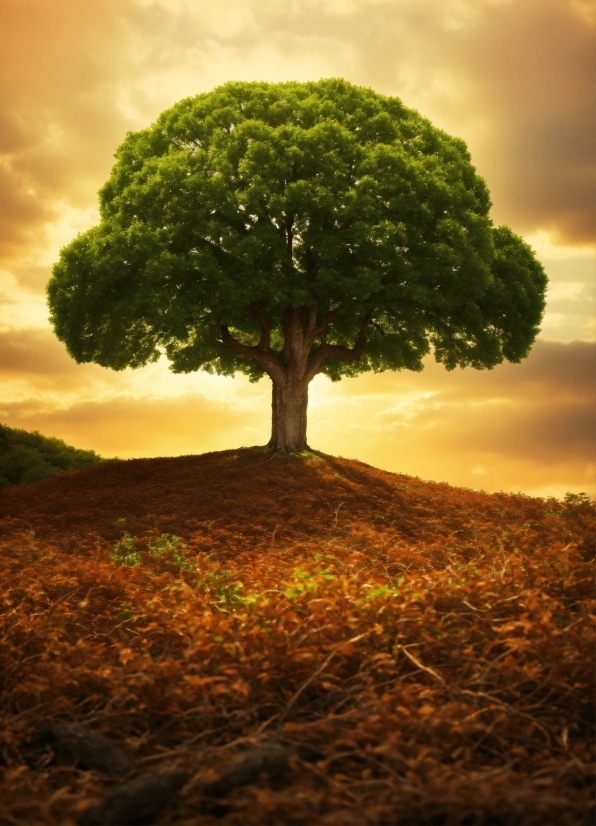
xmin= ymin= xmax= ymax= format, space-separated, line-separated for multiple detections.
xmin=267 ymin=377 xmax=309 ymax=453
xmin=221 ymin=305 xmax=370 ymax=453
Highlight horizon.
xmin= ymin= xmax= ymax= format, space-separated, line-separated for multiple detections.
xmin=0 ymin=0 xmax=594 ymax=499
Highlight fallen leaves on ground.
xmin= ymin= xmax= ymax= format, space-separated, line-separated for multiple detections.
xmin=0 ymin=449 xmax=593 ymax=824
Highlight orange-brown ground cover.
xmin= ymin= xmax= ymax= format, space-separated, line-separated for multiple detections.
xmin=0 ymin=448 xmax=594 ymax=824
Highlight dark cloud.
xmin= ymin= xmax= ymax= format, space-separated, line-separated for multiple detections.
xmin=444 ymin=0 xmax=594 ymax=244
xmin=424 ymin=339 xmax=596 ymax=402
xmin=333 ymin=339 xmax=595 ymax=402
xmin=0 ymin=328 xmax=71 ymax=376
xmin=0 ymin=327 xmax=106 ymax=385
xmin=312 ymin=339 xmax=595 ymax=494
xmin=0 ymin=0 xmax=134 ymax=266
xmin=461 ymin=399 xmax=594 ymax=464
xmin=8 ymin=265 xmax=52 ymax=294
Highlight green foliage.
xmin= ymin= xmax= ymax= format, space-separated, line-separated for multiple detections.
xmin=48 ymin=78 xmax=546 ymax=383
xmin=110 ymin=533 xmax=143 ymax=567
xmin=0 ymin=423 xmax=109 ymax=488
xmin=109 ymin=534 xmax=246 ymax=608
xmin=111 ymin=532 xmax=197 ymax=571
xmin=545 ymin=492 xmax=594 ymax=525
xmin=148 ymin=533 xmax=195 ymax=570
xmin=362 ymin=582 xmax=403 ymax=601
xmin=284 ymin=567 xmax=337 ymax=600
xmin=197 ymin=568 xmax=245 ymax=610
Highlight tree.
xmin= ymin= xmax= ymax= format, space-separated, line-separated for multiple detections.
xmin=47 ymin=79 xmax=547 ymax=454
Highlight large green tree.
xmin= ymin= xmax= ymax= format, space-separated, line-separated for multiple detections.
xmin=47 ymin=79 xmax=547 ymax=453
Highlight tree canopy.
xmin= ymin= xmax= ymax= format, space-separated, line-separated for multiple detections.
xmin=47 ymin=78 xmax=547 ymax=452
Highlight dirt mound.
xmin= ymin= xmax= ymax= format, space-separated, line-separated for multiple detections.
xmin=0 ymin=447 xmax=573 ymax=554
xmin=1 ymin=449 xmax=594 ymax=824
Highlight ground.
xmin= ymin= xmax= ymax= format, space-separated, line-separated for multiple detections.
xmin=0 ymin=449 xmax=593 ymax=824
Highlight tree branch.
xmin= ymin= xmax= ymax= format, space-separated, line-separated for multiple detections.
xmin=243 ymin=303 xmax=271 ymax=351
xmin=306 ymin=310 xmax=372 ymax=382
xmin=220 ymin=324 xmax=285 ymax=384
xmin=303 ymin=305 xmax=318 ymax=345
xmin=313 ymin=310 xmax=338 ymax=345
xmin=286 ymin=213 xmax=294 ymax=258
xmin=304 ymin=246 xmax=318 ymax=275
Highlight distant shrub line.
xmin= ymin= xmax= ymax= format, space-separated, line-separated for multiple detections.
xmin=0 ymin=423 xmax=111 ymax=487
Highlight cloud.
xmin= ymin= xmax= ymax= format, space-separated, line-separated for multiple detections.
xmin=0 ymin=0 xmax=592 ymax=288
xmin=323 ymin=339 xmax=595 ymax=402
xmin=425 ymin=338 xmax=594 ymax=404
xmin=445 ymin=0 xmax=594 ymax=245
xmin=0 ymin=327 xmax=75 ymax=377
xmin=0 ymin=0 xmax=136 ymax=268
xmin=0 ymin=327 xmax=116 ymax=390
xmin=0 ymin=392 xmax=264 ymax=458
xmin=309 ymin=339 xmax=596 ymax=496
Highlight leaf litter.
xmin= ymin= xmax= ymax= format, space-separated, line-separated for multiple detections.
xmin=0 ymin=448 xmax=593 ymax=824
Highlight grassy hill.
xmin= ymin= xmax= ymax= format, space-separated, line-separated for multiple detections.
xmin=0 ymin=449 xmax=593 ymax=824
xmin=0 ymin=423 xmax=110 ymax=487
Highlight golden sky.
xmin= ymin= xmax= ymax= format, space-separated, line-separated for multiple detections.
xmin=0 ymin=0 xmax=594 ymax=498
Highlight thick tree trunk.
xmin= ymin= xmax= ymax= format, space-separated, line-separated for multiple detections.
xmin=221 ymin=303 xmax=371 ymax=455
xmin=267 ymin=377 xmax=309 ymax=453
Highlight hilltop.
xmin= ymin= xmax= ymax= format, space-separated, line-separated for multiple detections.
xmin=1 ymin=446 xmax=591 ymax=556
xmin=0 ymin=450 xmax=593 ymax=825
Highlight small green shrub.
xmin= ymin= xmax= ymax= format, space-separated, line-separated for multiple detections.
xmin=284 ymin=567 xmax=336 ymax=600
xmin=197 ymin=568 xmax=244 ymax=609
xmin=110 ymin=533 xmax=142 ymax=566
xmin=147 ymin=533 xmax=195 ymax=570
xmin=110 ymin=532 xmax=197 ymax=571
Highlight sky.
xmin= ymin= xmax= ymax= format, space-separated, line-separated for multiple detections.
xmin=0 ymin=0 xmax=594 ymax=499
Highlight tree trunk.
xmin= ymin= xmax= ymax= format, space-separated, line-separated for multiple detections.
xmin=268 ymin=376 xmax=309 ymax=453
xmin=221 ymin=304 xmax=371 ymax=455
xmin=267 ymin=383 xmax=278 ymax=448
